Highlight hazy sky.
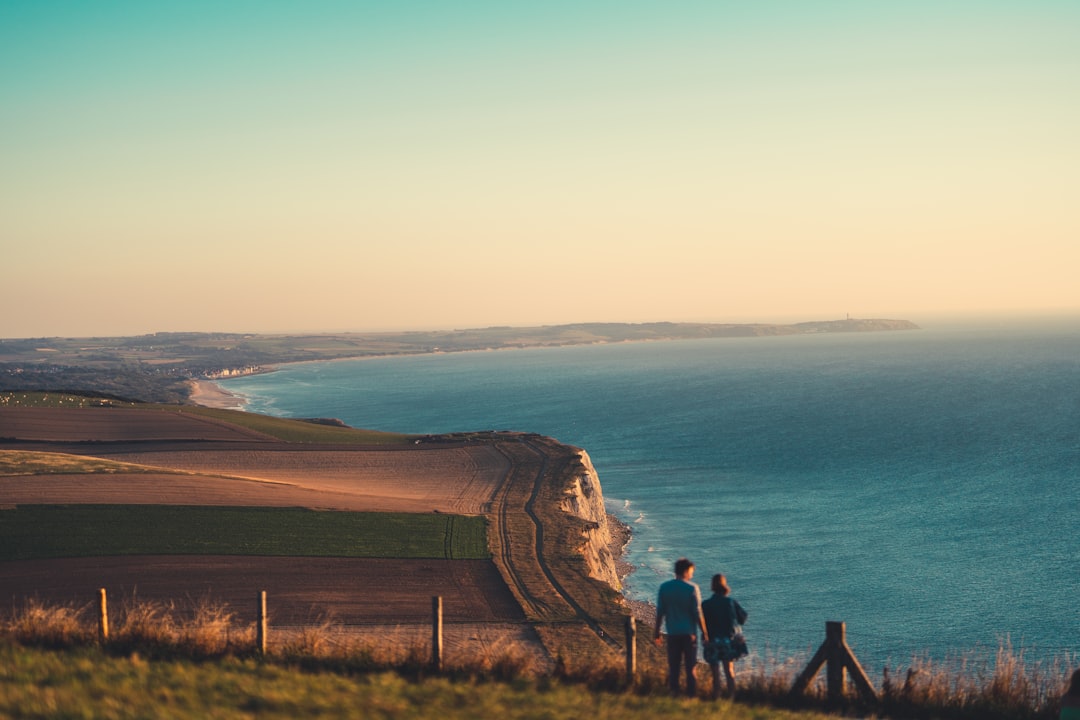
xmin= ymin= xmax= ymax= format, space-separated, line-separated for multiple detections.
xmin=3 ymin=1 xmax=1078 ymax=338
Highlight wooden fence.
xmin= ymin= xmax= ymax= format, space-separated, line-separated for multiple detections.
xmin=94 ymin=588 xmax=877 ymax=702
xmin=94 ymin=587 xmax=471 ymax=671
xmin=790 ymin=620 xmax=878 ymax=703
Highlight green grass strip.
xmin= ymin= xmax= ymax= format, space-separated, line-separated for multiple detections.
xmin=0 ymin=505 xmax=488 ymax=561
xmin=0 ymin=642 xmax=846 ymax=720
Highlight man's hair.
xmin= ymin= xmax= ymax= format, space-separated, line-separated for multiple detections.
xmin=674 ymin=558 xmax=694 ymax=577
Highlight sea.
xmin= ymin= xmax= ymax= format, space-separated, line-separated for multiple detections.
xmin=219 ymin=317 xmax=1079 ymax=672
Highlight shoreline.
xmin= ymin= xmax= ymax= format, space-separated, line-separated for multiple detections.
xmin=607 ymin=511 xmax=657 ymax=629
xmin=185 ymin=321 xmax=922 ymax=412
xmin=187 ymin=379 xmax=248 ymax=410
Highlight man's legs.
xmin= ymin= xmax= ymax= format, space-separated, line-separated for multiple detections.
xmin=681 ymin=636 xmax=698 ymax=696
xmin=665 ymin=636 xmax=683 ymax=695
xmin=665 ymin=635 xmax=697 ymax=696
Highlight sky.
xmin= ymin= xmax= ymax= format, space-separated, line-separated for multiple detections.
xmin=2 ymin=1 xmax=1078 ymax=338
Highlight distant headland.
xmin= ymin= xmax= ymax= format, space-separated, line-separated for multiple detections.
xmin=0 ymin=319 xmax=918 ymax=404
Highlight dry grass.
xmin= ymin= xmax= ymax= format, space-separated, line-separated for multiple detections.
xmin=2 ymin=597 xmax=540 ymax=680
xmin=2 ymin=598 xmax=1073 ymax=718
xmin=3 ymin=598 xmax=93 ymax=647
xmin=0 ymin=449 xmax=182 ymax=476
xmin=872 ymin=643 xmax=1073 ymax=719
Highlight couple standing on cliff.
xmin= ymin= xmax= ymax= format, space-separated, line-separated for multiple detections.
xmin=654 ymin=557 xmax=748 ymax=700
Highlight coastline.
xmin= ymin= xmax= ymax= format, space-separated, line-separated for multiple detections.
xmin=183 ymin=320 xmax=921 ymax=413
xmin=608 ymin=513 xmax=634 ymax=581
xmin=608 ymin=513 xmax=656 ymax=629
xmin=187 ymin=379 xmax=247 ymax=410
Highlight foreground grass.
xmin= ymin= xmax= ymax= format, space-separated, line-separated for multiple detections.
xmin=0 ymin=505 xmax=489 ymax=561
xmin=2 ymin=599 xmax=1073 ymax=720
xmin=0 ymin=641 xmax=835 ymax=720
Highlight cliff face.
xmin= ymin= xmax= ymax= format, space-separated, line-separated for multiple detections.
xmin=559 ymin=448 xmax=622 ymax=591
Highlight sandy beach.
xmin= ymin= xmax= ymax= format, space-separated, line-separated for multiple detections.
xmin=188 ymin=379 xmax=247 ymax=409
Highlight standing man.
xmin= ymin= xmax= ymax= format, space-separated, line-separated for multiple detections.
xmin=654 ymin=557 xmax=708 ymax=697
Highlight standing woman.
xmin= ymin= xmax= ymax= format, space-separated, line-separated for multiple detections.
xmin=701 ymin=573 xmax=748 ymax=699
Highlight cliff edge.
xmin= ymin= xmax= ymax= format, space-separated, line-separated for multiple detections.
xmin=558 ymin=448 xmax=622 ymax=592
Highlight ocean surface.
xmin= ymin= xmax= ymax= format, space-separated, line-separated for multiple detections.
xmin=220 ymin=318 xmax=1079 ymax=671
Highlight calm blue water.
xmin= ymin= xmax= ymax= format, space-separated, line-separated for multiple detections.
xmin=221 ymin=320 xmax=1080 ymax=671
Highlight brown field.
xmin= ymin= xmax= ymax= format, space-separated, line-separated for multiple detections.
xmin=0 ymin=407 xmax=525 ymax=642
xmin=0 ymin=556 xmax=522 ymax=625
xmin=0 ymin=408 xmax=508 ymax=513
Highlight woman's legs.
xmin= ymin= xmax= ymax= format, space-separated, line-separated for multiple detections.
xmin=709 ymin=660 xmax=736 ymax=699
xmin=723 ymin=660 xmax=736 ymax=696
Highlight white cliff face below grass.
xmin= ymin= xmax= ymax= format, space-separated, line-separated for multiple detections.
xmin=561 ymin=450 xmax=621 ymax=591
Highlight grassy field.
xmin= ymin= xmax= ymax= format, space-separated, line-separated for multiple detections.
xmin=0 ymin=505 xmax=489 ymax=561
xmin=0 ymin=450 xmax=184 ymax=476
xmin=0 ymin=640 xmax=840 ymax=720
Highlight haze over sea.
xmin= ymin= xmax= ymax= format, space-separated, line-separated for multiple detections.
xmin=220 ymin=318 xmax=1079 ymax=671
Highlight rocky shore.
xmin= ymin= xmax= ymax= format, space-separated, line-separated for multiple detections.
xmin=606 ymin=511 xmax=657 ymax=629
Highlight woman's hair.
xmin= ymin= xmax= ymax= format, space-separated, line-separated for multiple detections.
xmin=711 ymin=573 xmax=730 ymax=596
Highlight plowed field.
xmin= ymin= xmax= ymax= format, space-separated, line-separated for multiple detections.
xmin=0 ymin=406 xmax=525 ymax=631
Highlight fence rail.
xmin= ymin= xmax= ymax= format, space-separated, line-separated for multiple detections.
xmin=92 ymin=588 xmax=880 ymax=702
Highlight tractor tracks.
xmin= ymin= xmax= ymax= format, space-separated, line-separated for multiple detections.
xmin=489 ymin=436 xmax=620 ymax=652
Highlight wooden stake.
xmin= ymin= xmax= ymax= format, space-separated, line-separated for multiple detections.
xmin=256 ymin=591 xmax=267 ymax=655
xmin=432 ymin=596 xmax=443 ymax=671
xmin=826 ymin=621 xmax=847 ymax=700
xmin=97 ymin=588 xmax=109 ymax=644
xmin=791 ymin=621 xmax=877 ymax=703
xmin=624 ymin=616 xmax=637 ymax=684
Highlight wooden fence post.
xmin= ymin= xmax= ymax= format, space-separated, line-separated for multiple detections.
xmin=790 ymin=621 xmax=877 ymax=704
xmin=826 ymin=621 xmax=847 ymax=700
xmin=432 ymin=596 xmax=443 ymax=671
xmin=624 ymin=616 xmax=637 ymax=684
xmin=256 ymin=591 xmax=267 ymax=655
xmin=97 ymin=588 xmax=109 ymax=644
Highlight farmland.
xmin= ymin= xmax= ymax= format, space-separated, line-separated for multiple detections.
xmin=0 ymin=395 xmax=634 ymax=668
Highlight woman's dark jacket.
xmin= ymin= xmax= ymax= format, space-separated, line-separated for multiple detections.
xmin=701 ymin=594 xmax=747 ymax=640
